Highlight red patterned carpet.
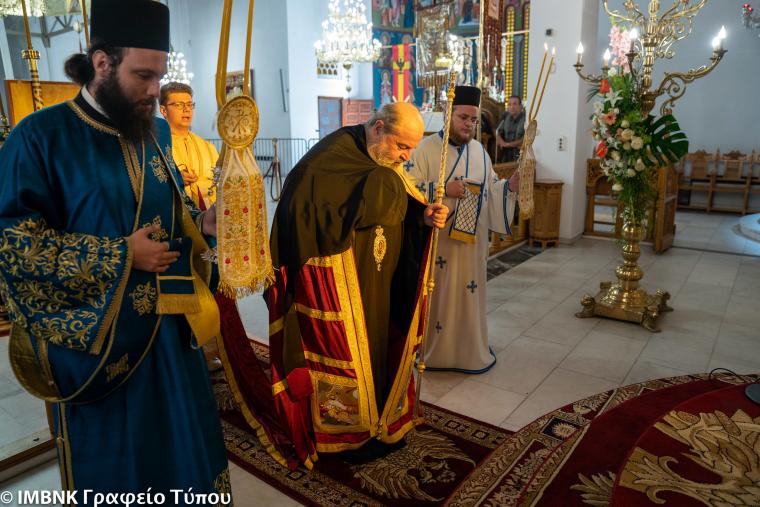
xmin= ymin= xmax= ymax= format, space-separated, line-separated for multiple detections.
xmin=447 ymin=373 xmax=760 ymax=506
xmin=212 ymin=343 xmax=512 ymax=506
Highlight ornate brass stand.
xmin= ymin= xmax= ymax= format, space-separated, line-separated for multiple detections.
xmin=574 ymin=0 xmax=726 ymax=332
xmin=576 ymin=220 xmax=672 ymax=332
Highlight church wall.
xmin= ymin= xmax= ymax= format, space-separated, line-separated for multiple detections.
xmin=181 ymin=0 xmax=292 ymax=141
xmin=527 ymin=0 xmax=600 ymax=241
xmin=596 ymin=0 xmax=760 ymax=155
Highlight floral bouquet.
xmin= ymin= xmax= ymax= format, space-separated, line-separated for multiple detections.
xmin=590 ymin=51 xmax=689 ymax=226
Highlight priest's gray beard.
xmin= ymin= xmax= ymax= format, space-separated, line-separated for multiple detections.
xmin=368 ymin=138 xmax=402 ymax=170
xmin=95 ymin=70 xmax=156 ymax=143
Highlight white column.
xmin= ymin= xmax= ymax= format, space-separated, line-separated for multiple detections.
xmin=527 ymin=0 xmax=599 ymax=242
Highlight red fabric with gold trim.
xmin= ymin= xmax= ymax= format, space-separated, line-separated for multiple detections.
xmin=392 ymin=43 xmax=412 ymax=102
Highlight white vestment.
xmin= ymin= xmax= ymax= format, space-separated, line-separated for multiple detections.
xmin=407 ymin=133 xmax=515 ymax=372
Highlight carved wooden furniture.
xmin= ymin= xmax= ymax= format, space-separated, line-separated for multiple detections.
xmin=584 ymin=159 xmax=678 ymax=253
xmin=676 ymin=149 xmax=760 ymax=214
xmin=529 ymin=180 xmax=563 ymax=249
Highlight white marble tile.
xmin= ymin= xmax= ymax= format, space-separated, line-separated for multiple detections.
xmin=560 ymin=330 xmax=648 ymax=383
xmin=523 ymin=311 xmax=598 ymax=348
xmin=501 ymin=369 xmax=618 ymax=429
xmin=474 ymin=337 xmax=572 ymax=395
xmin=639 ymin=329 xmax=714 ymax=373
xmin=686 ymin=263 xmax=738 ymax=288
xmin=488 ymin=294 xmax=559 ymax=329
xmin=711 ymin=322 xmax=760 ymax=371
xmin=592 ymin=318 xmax=655 ymax=342
xmin=624 ymin=359 xmax=693 ymax=385
xmin=229 ymin=466 xmax=302 ymax=507
xmin=0 ymin=461 xmax=61 ymax=500
xmin=435 ymin=379 xmax=525 ymax=426
xmin=519 ymin=283 xmax=576 ymax=303
xmin=417 ymin=370 xmax=467 ymax=404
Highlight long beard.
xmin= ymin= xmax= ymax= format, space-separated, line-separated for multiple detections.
xmin=95 ymin=71 xmax=156 ymax=143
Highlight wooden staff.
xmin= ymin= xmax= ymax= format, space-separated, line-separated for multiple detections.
xmin=20 ymin=0 xmax=43 ymax=111
xmin=414 ymin=71 xmax=457 ymax=423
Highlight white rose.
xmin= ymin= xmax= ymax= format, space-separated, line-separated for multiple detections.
xmin=623 ymin=142 xmax=632 ymax=151
xmin=594 ymin=102 xmax=604 ymax=113
xmin=621 ymin=129 xmax=634 ymax=141
xmin=608 ymin=68 xmax=618 ymax=77
xmin=612 ymin=183 xmax=623 ymax=192
xmin=603 ymin=168 xmax=610 ymax=176
xmin=635 ymin=158 xmax=646 ymax=171
xmin=613 ymin=108 xmax=619 ymax=114
xmin=631 ymin=137 xmax=644 ymax=150
xmin=626 ymin=168 xmax=636 ymax=177
xmin=617 ymin=161 xmax=625 ymax=168
xmin=621 ymin=120 xmax=630 ymax=128
xmin=611 ymin=150 xmax=621 ymax=161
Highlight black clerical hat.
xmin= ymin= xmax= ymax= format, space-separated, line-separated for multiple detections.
xmin=452 ymin=85 xmax=481 ymax=107
xmin=91 ymin=0 xmax=170 ymax=52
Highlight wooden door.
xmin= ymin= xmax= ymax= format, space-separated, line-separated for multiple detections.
xmin=317 ymin=96 xmax=342 ymax=139
xmin=341 ymin=99 xmax=373 ymax=126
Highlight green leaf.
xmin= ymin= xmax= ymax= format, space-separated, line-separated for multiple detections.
xmin=644 ymin=114 xmax=689 ymax=167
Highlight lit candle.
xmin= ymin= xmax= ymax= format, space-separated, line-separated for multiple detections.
xmin=603 ymin=48 xmax=611 ymax=67
xmin=576 ymin=42 xmax=584 ymax=64
xmin=534 ymin=46 xmax=556 ymax=120
xmin=717 ymin=25 xmax=727 ymax=50
xmin=629 ymin=27 xmax=638 ymax=52
xmin=528 ymin=43 xmax=549 ymax=120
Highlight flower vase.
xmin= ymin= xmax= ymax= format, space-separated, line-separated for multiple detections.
xmin=576 ymin=209 xmax=673 ymax=332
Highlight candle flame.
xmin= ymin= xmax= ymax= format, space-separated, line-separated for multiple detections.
xmin=577 ymin=42 xmax=584 ymax=54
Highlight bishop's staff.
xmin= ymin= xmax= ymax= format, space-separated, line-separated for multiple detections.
xmin=414 ymin=71 xmax=457 ymax=423
xmin=518 ymin=45 xmax=554 ymax=219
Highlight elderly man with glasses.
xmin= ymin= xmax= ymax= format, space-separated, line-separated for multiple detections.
xmin=159 ymin=82 xmax=218 ymax=209
xmin=407 ymin=85 xmax=520 ymax=374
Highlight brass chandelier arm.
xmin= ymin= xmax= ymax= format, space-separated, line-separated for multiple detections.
xmin=654 ymin=49 xmax=725 ymax=115
xmin=661 ymin=0 xmax=707 ymax=23
xmin=604 ymin=0 xmax=643 ymax=25
xmin=573 ymin=63 xmax=605 ymax=85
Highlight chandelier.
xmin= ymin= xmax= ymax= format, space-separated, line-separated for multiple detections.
xmin=161 ymin=49 xmax=194 ymax=86
xmin=314 ymin=0 xmax=381 ymax=93
xmin=0 ymin=0 xmax=43 ymax=16
xmin=0 ymin=0 xmax=86 ymax=17
xmin=743 ymin=3 xmax=760 ymax=36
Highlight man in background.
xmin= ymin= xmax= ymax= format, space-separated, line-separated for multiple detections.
xmin=160 ymin=82 xmax=219 ymax=209
xmin=496 ymin=95 xmax=525 ymax=162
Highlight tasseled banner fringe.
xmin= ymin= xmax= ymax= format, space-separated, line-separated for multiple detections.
xmin=216 ymin=268 xmax=275 ymax=299
xmin=156 ymin=295 xmax=201 ymax=315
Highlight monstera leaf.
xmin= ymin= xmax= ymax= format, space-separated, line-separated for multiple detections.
xmin=644 ymin=114 xmax=689 ymax=167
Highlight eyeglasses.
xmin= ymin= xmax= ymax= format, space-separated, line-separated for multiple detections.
xmin=166 ymin=101 xmax=196 ymax=110
xmin=456 ymin=114 xmax=479 ymax=126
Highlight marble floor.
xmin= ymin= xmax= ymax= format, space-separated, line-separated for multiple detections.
xmin=3 ymin=234 xmax=760 ymax=506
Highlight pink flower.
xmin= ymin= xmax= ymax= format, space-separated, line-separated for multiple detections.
xmin=602 ymin=112 xmax=617 ymax=125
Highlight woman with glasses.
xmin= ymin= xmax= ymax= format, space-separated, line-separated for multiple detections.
xmin=159 ymin=82 xmax=219 ymax=210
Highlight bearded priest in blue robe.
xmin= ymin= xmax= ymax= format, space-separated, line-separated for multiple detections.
xmin=0 ymin=0 xmax=231 ymax=502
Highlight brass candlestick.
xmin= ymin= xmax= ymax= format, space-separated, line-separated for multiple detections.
xmin=574 ymin=0 xmax=726 ymax=332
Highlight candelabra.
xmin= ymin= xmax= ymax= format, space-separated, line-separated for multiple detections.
xmin=314 ymin=0 xmax=381 ymax=94
xmin=574 ymin=0 xmax=726 ymax=332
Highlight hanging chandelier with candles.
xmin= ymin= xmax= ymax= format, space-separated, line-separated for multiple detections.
xmin=314 ymin=0 xmax=381 ymax=93
xmin=161 ymin=49 xmax=194 ymax=86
